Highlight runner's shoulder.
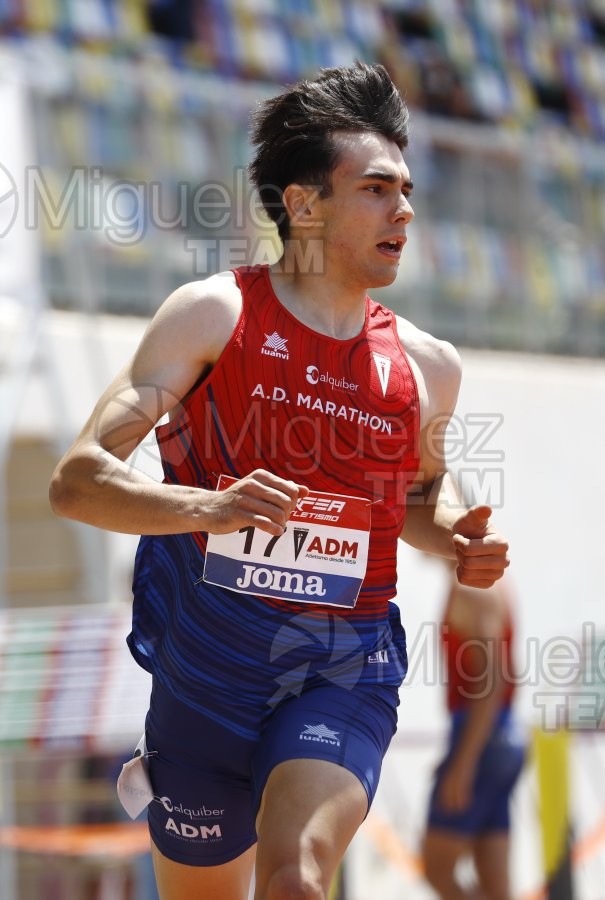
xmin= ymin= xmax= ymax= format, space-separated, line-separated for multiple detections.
xmin=152 ymin=271 xmax=243 ymax=359
xmin=162 ymin=270 xmax=242 ymax=319
xmin=395 ymin=314 xmax=461 ymax=382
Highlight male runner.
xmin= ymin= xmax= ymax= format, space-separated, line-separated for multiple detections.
xmin=50 ymin=63 xmax=509 ymax=900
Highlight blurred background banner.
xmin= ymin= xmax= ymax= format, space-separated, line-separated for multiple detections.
xmin=0 ymin=1 xmax=604 ymax=898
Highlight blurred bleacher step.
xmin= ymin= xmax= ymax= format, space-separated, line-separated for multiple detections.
xmin=5 ymin=438 xmax=84 ymax=608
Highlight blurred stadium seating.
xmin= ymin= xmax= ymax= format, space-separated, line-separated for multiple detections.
xmin=1 ymin=2 xmax=604 ymax=897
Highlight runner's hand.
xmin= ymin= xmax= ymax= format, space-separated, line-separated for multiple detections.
xmin=452 ymin=505 xmax=509 ymax=588
xmin=206 ymin=469 xmax=309 ymax=536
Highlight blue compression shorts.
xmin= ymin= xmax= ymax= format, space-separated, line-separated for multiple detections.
xmin=141 ymin=677 xmax=399 ymax=866
xmin=426 ymin=707 xmax=525 ymax=836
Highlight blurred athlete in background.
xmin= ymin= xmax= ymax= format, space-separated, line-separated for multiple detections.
xmin=422 ymin=562 xmax=524 ymax=900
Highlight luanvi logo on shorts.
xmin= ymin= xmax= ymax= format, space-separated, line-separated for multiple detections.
xmin=299 ymin=723 xmax=341 ymax=747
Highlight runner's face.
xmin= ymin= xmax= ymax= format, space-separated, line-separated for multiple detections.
xmin=316 ymin=131 xmax=414 ymax=289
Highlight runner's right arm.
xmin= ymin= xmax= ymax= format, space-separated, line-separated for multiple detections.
xmin=49 ymin=274 xmax=306 ymax=536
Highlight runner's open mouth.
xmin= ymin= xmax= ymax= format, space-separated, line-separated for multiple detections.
xmin=377 ymin=240 xmax=403 ymax=252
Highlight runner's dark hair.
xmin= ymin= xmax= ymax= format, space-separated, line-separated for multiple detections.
xmin=249 ymin=62 xmax=410 ymax=242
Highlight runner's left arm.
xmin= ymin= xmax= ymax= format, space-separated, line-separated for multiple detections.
xmin=399 ymin=331 xmax=508 ymax=587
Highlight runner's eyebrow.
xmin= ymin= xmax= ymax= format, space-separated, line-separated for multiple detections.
xmin=359 ymin=170 xmax=414 ymax=191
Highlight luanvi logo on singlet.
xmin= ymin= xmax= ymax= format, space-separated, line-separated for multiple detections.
xmin=262 ymin=331 xmax=289 ymax=359
xmin=372 ymin=352 xmax=391 ymax=396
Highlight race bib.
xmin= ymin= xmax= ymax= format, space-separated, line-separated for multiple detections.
xmin=204 ymin=476 xmax=371 ymax=608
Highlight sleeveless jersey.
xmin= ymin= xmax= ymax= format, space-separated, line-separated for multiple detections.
xmin=127 ymin=265 xmax=420 ymax=736
xmin=443 ymin=617 xmax=516 ymax=712
xmin=157 ymin=264 xmax=419 ymax=609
